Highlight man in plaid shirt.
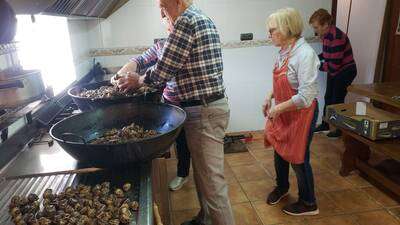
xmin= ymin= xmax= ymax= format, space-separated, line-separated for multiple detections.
xmin=116 ymin=1 xmax=235 ymax=225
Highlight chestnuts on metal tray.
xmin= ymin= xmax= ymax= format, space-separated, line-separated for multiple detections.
xmin=8 ymin=182 xmax=137 ymax=225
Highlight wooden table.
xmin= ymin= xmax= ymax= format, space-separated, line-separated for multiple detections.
xmin=328 ymin=83 xmax=400 ymax=198
xmin=348 ymin=83 xmax=400 ymax=108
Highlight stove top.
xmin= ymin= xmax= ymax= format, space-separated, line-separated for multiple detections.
xmin=1 ymin=134 xmax=79 ymax=179
xmin=0 ymin=69 xmax=158 ymax=224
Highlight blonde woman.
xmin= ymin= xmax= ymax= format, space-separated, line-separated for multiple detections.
xmin=263 ymin=8 xmax=320 ymax=216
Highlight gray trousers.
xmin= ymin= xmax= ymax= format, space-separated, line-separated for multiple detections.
xmin=183 ymin=97 xmax=235 ymax=225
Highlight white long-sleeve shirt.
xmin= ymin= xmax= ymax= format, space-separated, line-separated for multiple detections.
xmin=276 ymin=37 xmax=320 ymax=109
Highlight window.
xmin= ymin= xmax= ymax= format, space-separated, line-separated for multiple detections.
xmin=15 ymin=15 xmax=76 ymax=94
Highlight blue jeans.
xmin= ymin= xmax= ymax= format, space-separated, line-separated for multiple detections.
xmin=274 ymin=103 xmax=319 ymax=204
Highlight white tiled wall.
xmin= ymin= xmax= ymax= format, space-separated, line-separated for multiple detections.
xmin=67 ymin=19 xmax=93 ymax=79
xmin=222 ymin=43 xmax=326 ymax=132
xmin=84 ymin=0 xmax=331 ymax=48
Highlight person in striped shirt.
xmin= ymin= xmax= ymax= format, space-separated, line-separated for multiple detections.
xmin=309 ymin=8 xmax=357 ymax=138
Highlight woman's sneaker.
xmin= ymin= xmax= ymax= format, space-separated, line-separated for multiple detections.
xmin=266 ymin=187 xmax=289 ymax=205
xmin=314 ymin=124 xmax=329 ymax=133
xmin=169 ymin=176 xmax=188 ymax=191
xmin=326 ymin=129 xmax=342 ymax=138
xmin=283 ymin=200 xmax=319 ymax=216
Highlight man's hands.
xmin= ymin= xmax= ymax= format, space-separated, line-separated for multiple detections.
xmin=118 ymin=62 xmax=138 ymax=77
xmin=111 ymin=61 xmax=139 ymax=87
xmin=110 ymin=61 xmax=146 ymax=92
xmin=113 ymin=73 xmax=144 ymax=93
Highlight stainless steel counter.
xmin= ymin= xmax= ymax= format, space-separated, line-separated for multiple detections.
xmin=0 ymin=134 xmax=154 ymax=225
xmin=1 ymin=134 xmax=78 ymax=178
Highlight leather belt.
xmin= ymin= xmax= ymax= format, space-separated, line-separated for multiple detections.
xmin=180 ymin=93 xmax=225 ymax=107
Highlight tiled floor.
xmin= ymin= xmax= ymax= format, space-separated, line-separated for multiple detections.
xmin=167 ymin=132 xmax=400 ymax=225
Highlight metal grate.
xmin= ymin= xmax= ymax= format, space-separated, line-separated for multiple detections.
xmin=0 ymin=165 xmax=144 ymax=224
xmin=0 ymin=174 xmax=76 ymax=224
xmin=45 ymin=0 xmax=80 ymax=15
xmin=0 ymin=43 xmax=18 ymax=56
xmin=45 ymin=0 xmax=119 ymax=18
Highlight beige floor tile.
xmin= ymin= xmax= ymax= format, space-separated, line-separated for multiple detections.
xmin=249 ymin=148 xmax=275 ymax=163
xmin=252 ymin=200 xmax=306 ymax=225
xmin=327 ymin=189 xmax=381 ymax=213
xmin=225 ymin=152 xmax=256 ymax=167
xmin=314 ymin=192 xmax=343 ymax=218
xmin=240 ymin=178 xmax=275 ymax=201
xmin=313 ymin=172 xmax=355 ymax=192
xmin=362 ymin=186 xmax=399 ymax=207
xmin=170 ymin=186 xmax=200 ymax=211
xmin=261 ymin=161 xmax=297 ymax=178
xmin=310 ymin=141 xmax=343 ymax=160
xmin=170 ymin=180 xmax=243 ymax=210
xmin=233 ymin=202 xmax=263 ymax=225
xmin=344 ymin=172 xmax=373 ymax=188
xmin=228 ymin=182 xmax=249 ymax=204
xmin=306 ymin=214 xmax=358 ymax=225
xmin=318 ymin=156 xmax=343 ymax=172
xmin=261 ymin=161 xmax=277 ymax=178
xmin=224 ymin=165 xmax=239 ymax=184
xmin=246 ymin=141 xmax=267 ymax=151
xmin=231 ymin=164 xmax=269 ymax=182
xmin=387 ymin=207 xmax=400 ymax=220
xmin=167 ymin=164 xmax=236 ymax=190
xmin=287 ymin=176 xmax=301 ymax=195
xmin=169 ymin=134 xmax=400 ymax=225
xmin=352 ymin=210 xmax=400 ymax=225
xmin=278 ymin=222 xmax=311 ymax=225
xmin=309 ymin=158 xmax=332 ymax=175
xmin=172 ymin=209 xmax=198 ymax=225
xmin=172 ymin=202 xmax=263 ymax=225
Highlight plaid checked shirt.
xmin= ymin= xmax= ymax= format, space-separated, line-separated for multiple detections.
xmin=132 ymin=41 xmax=165 ymax=75
xmin=131 ymin=40 xmax=180 ymax=104
xmin=144 ymin=5 xmax=225 ymax=101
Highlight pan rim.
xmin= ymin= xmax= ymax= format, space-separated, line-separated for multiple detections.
xmin=49 ymin=102 xmax=187 ymax=146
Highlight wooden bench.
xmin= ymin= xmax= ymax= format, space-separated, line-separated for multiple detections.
xmin=326 ymin=83 xmax=400 ymax=198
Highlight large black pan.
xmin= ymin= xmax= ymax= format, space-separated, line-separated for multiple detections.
xmin=68 ymin=80 xmax=161 ymax=112
xmin=49 ymin=103 xmax=186 ymax=167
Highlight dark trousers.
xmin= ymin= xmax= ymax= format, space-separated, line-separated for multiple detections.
xmin=175 ymin=123 xmax=191 ymax=178
xmin=163 ymin=97 xmax=191 ymax=178
xmin=274 ymin=103 xmax=319 ymax=204
xmin=321 ymin=67 xmax=357 ymax=128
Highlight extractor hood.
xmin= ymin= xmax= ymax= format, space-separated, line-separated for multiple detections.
xmin=7 ymin=0 xmax=129 ymax=18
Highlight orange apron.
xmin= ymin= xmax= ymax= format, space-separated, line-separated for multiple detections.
xmin=264 ymin=47 xmax=317 ymax=164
